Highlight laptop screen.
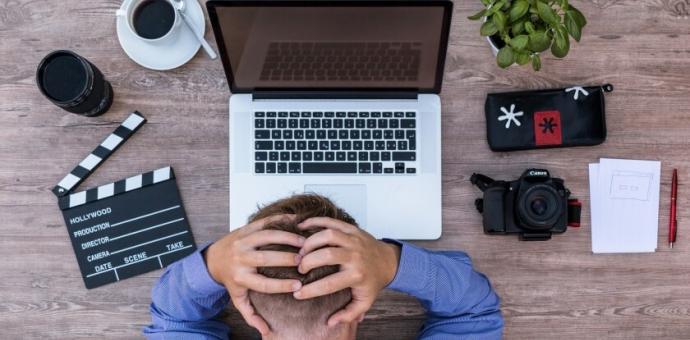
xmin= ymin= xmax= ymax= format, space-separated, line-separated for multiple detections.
xmin=207 ymin=1 xmax=452 ymax=93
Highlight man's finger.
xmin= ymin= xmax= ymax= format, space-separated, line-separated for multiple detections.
xmin=299 ymin=228 xmax=351 ymax=256
xmin=243 ymin=250 xmax=301 ymax=267
xmin=327 ymin=300 xmax=372 ymax=327
xmin=247 ymin=314 xmax=271 ymax=336
xmin=231 ymin=294 xmax=270 ymax=336
xmin=297 ymin=217 xmax=357 ymax=234
xmin=242 ymin=214 xmax=296 ymax=234
xmin=293 ymin=271 xmax=355 ymax=300
xmin=236 ymin=273 xmax=302 ymax=294
xmin=243 ymin=229 xmax=305 ymax=249
xmin=298 ymin=247 xmax=350 ymax=274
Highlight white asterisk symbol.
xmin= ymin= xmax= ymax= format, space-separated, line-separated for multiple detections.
xmin=498 ymin=104 xmax=524 ymax=129
xmin=565 ymin=86 xmax=589 ymax=100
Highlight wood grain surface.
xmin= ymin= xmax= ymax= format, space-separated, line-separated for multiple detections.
xmin=1 ymin=0 xmax=689 ymax=339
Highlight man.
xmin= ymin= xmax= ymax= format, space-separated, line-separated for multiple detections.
xmin=144 ymin=195 xmax=503 ymax=339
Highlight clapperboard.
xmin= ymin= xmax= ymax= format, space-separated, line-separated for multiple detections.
xmin=53 ymin=111 xmax=196 ymax=289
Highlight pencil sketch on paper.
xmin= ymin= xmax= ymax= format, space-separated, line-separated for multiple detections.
xmin=609 ymin=171 xmax=653 ymax=201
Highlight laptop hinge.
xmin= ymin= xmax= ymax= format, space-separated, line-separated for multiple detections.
xmin=251 ymin=91 xmax=418 ymax=100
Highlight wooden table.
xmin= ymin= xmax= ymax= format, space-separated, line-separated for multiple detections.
xmin=2 ymin=0 xmax=689 ymax=338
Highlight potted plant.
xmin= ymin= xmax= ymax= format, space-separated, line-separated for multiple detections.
xmin=468 ymin=0 xmax=587 ymax=71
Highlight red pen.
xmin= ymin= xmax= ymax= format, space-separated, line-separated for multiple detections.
xmin=669 ymin=169 xmax=678 ymax=248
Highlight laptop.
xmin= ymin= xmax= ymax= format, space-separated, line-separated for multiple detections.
xmin=207 ymin=0 xmax=452 ymax=239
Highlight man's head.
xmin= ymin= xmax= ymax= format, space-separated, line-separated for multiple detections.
xmin=247 ymin=194 xmax=357 ymax=339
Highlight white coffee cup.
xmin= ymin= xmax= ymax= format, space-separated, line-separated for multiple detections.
xmin=116 ymin=0 xmax=181 ymax=45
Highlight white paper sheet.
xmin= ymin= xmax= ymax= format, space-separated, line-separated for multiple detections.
xmin=589 ymin=158 xmax=661 ymax=253
xmin=589 ymin=163 xmax=600 ymax=251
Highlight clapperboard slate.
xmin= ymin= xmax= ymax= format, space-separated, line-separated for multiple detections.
xmin=53 ymin=111 xmax=196 ymax=289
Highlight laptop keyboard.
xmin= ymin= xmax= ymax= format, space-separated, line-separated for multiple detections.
xmin=253 ymin=111 xmax=418 ymax=175
xmin=260 ymin=42 xmax=422 ymax=82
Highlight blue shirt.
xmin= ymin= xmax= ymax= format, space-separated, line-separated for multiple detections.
xmin=144 ymin=241 xmax=504 ymax=339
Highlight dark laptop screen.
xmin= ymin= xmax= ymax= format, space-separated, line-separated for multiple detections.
xmin=208 ymin=1 xmax=452 ymax=93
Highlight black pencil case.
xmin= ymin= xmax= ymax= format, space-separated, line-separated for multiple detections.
xmin=484 ymin=84 xmax=613 ymax=152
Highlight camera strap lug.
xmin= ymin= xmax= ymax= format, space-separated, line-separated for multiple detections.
xmin=474 ymin=199 xmax=484 ymax=213
xmin=567 ymin=199 xmax=582 ymax=227
xmin=470 ymin=173 xmax=495 ymax=192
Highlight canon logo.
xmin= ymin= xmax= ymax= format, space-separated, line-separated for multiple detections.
xmin=529 ymin=170 xmax=548 ymax=176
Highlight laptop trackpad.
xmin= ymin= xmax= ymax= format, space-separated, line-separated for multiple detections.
xmin=304 ymin=184 xmax=367 ymax=228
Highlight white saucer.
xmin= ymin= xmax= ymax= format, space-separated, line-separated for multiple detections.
xmin=116 ymin=0 xmax=204 ymax=70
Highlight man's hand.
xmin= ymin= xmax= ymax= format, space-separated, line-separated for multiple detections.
xmin=203 ymin=214 xmax=305 ymax=336
xmin=293 ymin=217 xmax=401 ymax=327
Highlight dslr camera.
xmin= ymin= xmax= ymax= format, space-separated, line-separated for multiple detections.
xmin=471 ymin=169 xmax=580 ymax=241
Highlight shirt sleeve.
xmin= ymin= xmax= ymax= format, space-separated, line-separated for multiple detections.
xmin=384 ymin=240 xmax=504 ymax=340
xmin=143 ymin=245 xmax=231 ymax=340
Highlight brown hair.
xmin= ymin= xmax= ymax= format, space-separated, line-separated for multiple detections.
xmin=247 ymin=194 xmax=356 ymax=338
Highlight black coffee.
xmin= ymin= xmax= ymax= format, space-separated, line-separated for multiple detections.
xmin=133 ymin=0 xmax=175 ymax=39
xmin=42 ymin=54 xmax=87 ymax=102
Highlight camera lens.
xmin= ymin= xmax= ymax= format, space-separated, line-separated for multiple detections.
xmin=530 ymin=198 xmax=548 ymax=216
xmin=517 ymin=184 xmax=563 ymax=230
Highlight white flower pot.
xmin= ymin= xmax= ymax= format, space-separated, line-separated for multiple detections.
xmin=487 ymin=36 xmax=500 ymax=56
xmin=482 ymin=17 xmax=501 ymax=56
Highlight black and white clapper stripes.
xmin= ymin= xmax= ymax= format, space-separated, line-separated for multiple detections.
xmin=58 ymin=167 xmax=173 ymax=210
xmin=52 ymin=111 xmax=146 ymax=197
xmin=52 ymin=111 xmax=196 ymax=289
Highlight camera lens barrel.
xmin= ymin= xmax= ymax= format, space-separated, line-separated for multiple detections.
xmin=517 ymin=184 xmax=563 ymax=230
xmin=36 ymin=50 xmax=113 ymax=117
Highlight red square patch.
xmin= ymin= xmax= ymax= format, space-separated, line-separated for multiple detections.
xmin=534 ymin=111 xmax=562 ymax=146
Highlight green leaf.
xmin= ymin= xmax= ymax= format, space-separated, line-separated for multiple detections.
xmin=468 ymin=9 xmax=487 ymax=20
xmin=480 ymin=21 xmax=499 ymax=36
xmin=532 ymin=54 xmax=542 ymax=71
xmin=497 ymin=46 xmax=515 ymax=68
xmin=559 ymin=0 xmax=569 ymax=11
xmin=551 ymin=26 xmax=570 ymax=58
xmin=516 ymin=52 xmax=531 ymax=65
xmin=510 ymin=35 xmax=529 ymax=50
xmin=512 ymin=20 xmax=525 ymax=35
xmin=488 ymin=0 xmax=507 ymax=15
xmin=509 ymin=0 xmax=529 ymax=22
xmin=492 ymin=11 xmax=507 ymax=32
xmin=480 ymin=0 xmax=493 ymax=5
xmin=564 ymin=11 xmax=582 ymax=41
xmin=528 ymin=31 xmax=551 ymax=52
xmin=537 ymin=2 xmax=561 ymax=26
xmin=568 ymin=6 xmax=587 ymax=28
xmin=525 ymin=21 xmax=536 ymax=34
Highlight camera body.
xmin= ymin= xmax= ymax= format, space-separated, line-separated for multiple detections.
xmin=472 ymin=169 xmax=572 ymax=241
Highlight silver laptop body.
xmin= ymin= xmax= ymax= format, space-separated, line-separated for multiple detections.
xmin=207 ymin=0 xmax=453 ymax=239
